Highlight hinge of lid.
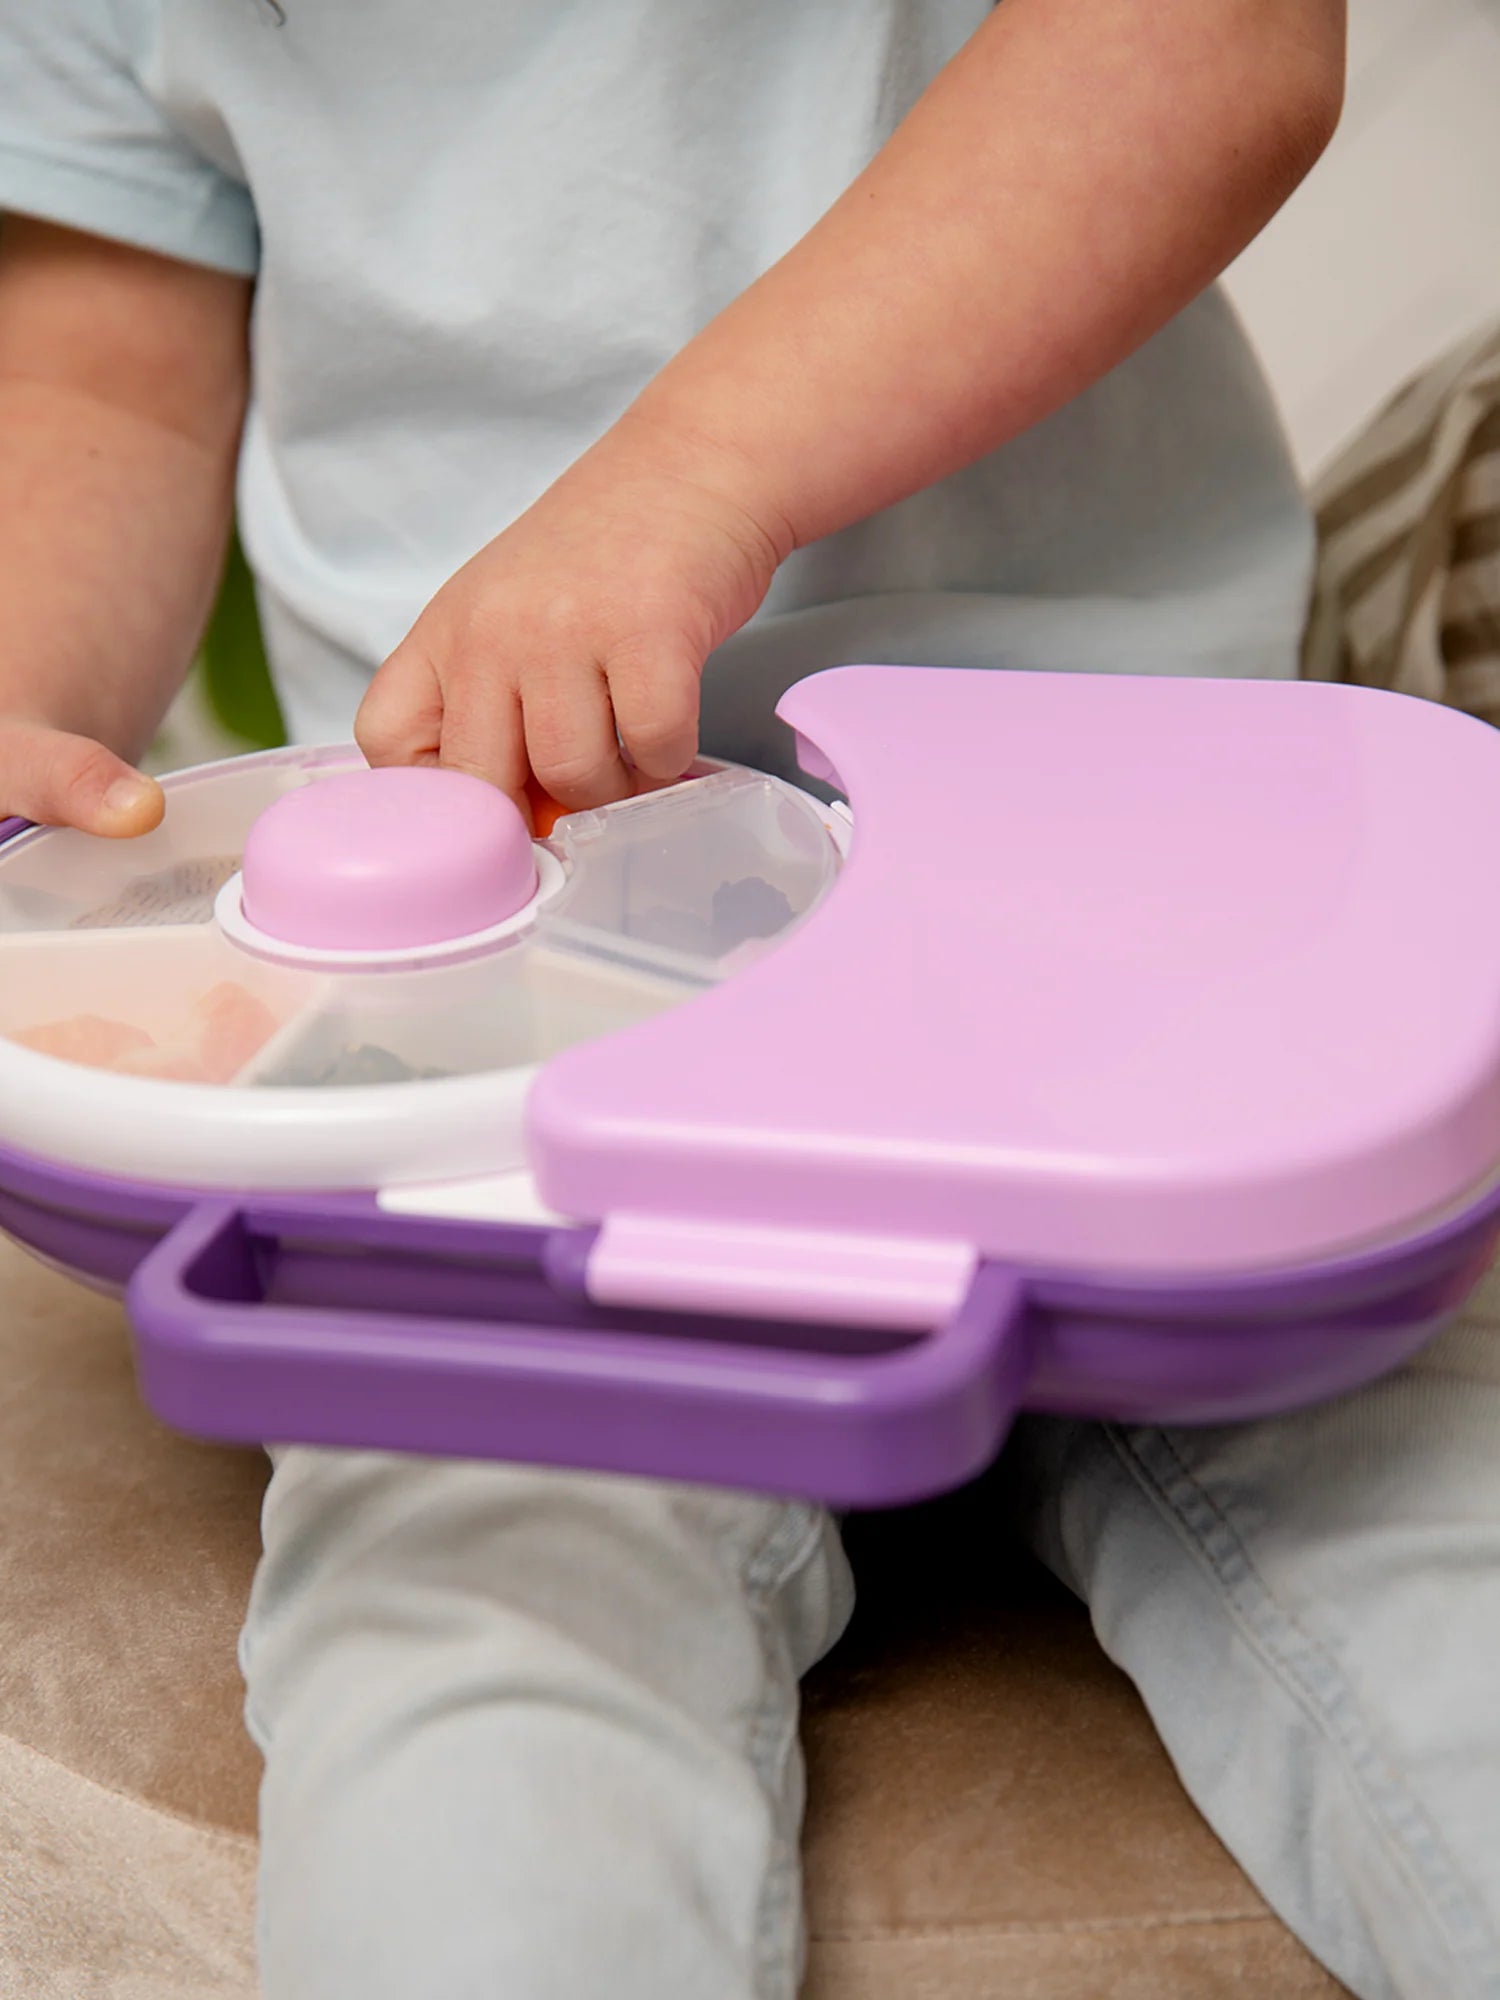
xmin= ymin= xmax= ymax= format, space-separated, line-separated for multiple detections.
xmin=585 ymin=1214 xmax=977 ymax=1332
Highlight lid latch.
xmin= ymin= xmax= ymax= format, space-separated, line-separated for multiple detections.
xmin=583 ymin=1214 xmax=977 ymax=1333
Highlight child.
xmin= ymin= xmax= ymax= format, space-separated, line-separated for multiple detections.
xmin=9 ymin=7 xmax=1485 ymax=2000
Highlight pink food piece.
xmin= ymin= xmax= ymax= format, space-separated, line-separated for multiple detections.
xmin=186 ymin=982 xmax=280 ymax=1083
xmin=11 ymin=981 xmax=280 ymax=1086
xmin=12 ymin=1015 xmax=154 ymax=1068
xmin=112 ymin=1042 xmax=212 ymax=1084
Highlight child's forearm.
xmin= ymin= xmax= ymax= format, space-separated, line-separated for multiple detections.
xmin=365 ymin=0 xmax=1342 ymax=810
xmin=0 ymin=221 xmax=250 ymax=766
xmin=623 ymin=0 xmax=1345 ymax=553
xmin=0 ymin=382 xmax=239 ymax=761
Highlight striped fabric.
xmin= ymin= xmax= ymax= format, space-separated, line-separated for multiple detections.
xmin=1302 ymin=320 xmax=1500 ymax=720
xmin=1300 ymin=323 xmax=1500 ymax=1381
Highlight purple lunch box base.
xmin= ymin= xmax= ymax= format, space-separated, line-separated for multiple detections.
xmin=0 ymin=1137 xmax=1493 ymax=1507
xmin=10 ymin=681 xmax=1500 ymax=1502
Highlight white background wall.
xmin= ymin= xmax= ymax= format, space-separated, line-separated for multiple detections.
xmin=1223 ymin=0 xmax=1500 ymax=478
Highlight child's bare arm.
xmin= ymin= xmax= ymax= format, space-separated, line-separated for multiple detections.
xmin=360 ymin=0 xmax=1344 ymax=813
xmin=0 ymin=217 xmax=250 ymax=833
xmin=633 ymin=0 xmax=1345 ymax=549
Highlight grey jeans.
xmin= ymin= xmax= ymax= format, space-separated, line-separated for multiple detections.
xmin=241 ymin=1264 xmax=1500 ymax=2000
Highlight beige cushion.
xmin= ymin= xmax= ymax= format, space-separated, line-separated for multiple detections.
xmin=0 ymin=1238 xmax=1343 ymax=1997
xmin=0 ymin=1243 xmax=262 ymax=1998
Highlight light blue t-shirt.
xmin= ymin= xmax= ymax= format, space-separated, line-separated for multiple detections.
xmin=0 ymin=1 xmax=1313 ymax=768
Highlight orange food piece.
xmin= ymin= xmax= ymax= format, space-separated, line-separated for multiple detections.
xmin=524 ymin=776 xmax=568 ymax=839
xmin=12 ymin=1015 xmax=153 ymax=1067
xmin=112 ymin=1043 xmax=213 ymax=1084
xmin=189 ymin=982 xmax=280 ymax=1082
xmin=14 ymin=981 xmax=280 ymax=1084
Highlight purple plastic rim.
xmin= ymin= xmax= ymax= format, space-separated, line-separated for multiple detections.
xmin=1 ymin=1133 xmax=1497 ymax=1504
xmin=3 ymin=1129 xmax=1496 ymax=1321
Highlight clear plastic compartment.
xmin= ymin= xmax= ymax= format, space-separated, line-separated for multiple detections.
xmin=0 ymin=753 xmax=838 ymax=1111
xmin=541 ymin=770 xmax=838 ymax=984
xmin=248 ymin=946 xmax=692 ymax=1089
xmin=0 ymin=747 xmax=356 ymax=935
xmin=0 ymin=930 xmax=314 ymax=1084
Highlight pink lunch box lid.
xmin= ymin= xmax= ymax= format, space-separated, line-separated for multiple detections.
xmin=527 ymin=665 xmax=1500 ymax=1276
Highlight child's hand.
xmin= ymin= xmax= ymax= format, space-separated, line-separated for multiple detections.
xmin=358 ymin=0 xmax=1340 ymax=821
xmin=0 ymin=718 xmax=163 ymax=836
xmin=355 ymin=423 xmax=790 ymax=814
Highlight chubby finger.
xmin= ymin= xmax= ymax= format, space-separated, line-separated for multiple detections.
xmin=522 ymin=661 xmax=632 ymax=811
xmin=356 ymin=643 xmax=443 ymax=769
xmin=1 ymin=723 xmax=163 ymax=837
xmin=436 ymin=673 xmax=532 ymax=809
xmin=607 ymin=647 xmax=701 ymax=786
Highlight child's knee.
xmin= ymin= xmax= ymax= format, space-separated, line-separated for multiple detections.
xmin=243 ymin=1449 xmax=848 ymax=1755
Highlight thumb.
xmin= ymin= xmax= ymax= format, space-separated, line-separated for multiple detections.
xmin=1 ymin=723 xmax=164 ymax=837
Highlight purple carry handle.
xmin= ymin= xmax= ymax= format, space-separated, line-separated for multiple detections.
xmin=127 ymin=1200 xmax=1034 ymax=1506
xmin=120 ymin=1182 xmax=1500 ymax=1505
xmin=0 ymin=817 xmax=28 ymax=846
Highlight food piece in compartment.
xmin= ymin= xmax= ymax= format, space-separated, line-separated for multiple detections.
xmin=192 ymin=982 xmax=283 ymax=1079
xmin=12 ymin=1015 xmax=154 ymax=1067
xmin=258 ymin=1041 xmax=453 ymax=1088
xmin=12 ymin=980 xmax=281 ymax=1084
xmin=622 ymin=876 xmax=796 ymax=960
xmin=711 ymin=876 xmax=795 ymax=948
xmin=69 ymin=856 xmax=241 ymax=930
xmin=525 ymin=776 xmax=568 ymax=840
xmin=112 ymin=1044 xmax=217 ymax=1085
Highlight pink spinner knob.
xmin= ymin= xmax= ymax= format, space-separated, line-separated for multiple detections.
xmin=241 ymin=766 xmax=538 ymax=951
